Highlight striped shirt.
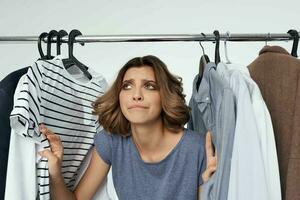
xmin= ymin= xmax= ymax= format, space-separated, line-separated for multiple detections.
xmin=10 ymin=56 xmax=107 ymax=200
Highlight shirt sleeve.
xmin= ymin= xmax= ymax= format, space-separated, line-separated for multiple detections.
xmin=10 ymin=63 xmax=43 ymax=143
xmin=198 ymin=134 xmax=207 ymax=186
xmin=94 ymin=129 xmax=113 ymax=165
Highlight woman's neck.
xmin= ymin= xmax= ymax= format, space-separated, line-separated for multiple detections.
xmin=130 ymin=118 xmax=165 ymax=152
xmin=130 ymin=119 xmax=184 ymax=163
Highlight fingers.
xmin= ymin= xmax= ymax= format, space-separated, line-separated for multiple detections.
xmin=202 ymin=165 xmax=217 ymax=183
xmin=206 ymin=165 xmax=217 ymax=175
xmin=39 ymin=124 xmax=60 ymax=144
xmin=203 ymin=131 xmax=218 ymax=183
xmin=39 ymin=124 xmax=63 ymax=158
xmin=38 ymin=149 xmax=62 ymax=177
xmin=39 ymin=123 xmax=54 ymax=137
xmin=39 ymin=149 xmax=56 ymax=160
xmin=46 ymin=134 xmax=62 ymax=145
xmin=205 ymin=131 xmax=214 ymax=158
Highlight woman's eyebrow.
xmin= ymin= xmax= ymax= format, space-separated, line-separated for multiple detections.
xmin=122 ymin=79 xmax=133 ymax=83
xmin=122 ymin=79 xmax=156 ymax=83
xmin=142 ymin=79 xmax=156 ymax=83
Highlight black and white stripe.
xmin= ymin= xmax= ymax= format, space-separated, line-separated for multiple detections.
xmin=10 ymin=57 xmax=107 ymax=200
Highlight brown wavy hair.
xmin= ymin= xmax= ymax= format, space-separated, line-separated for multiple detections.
xmin=92 ymin=55 xmax=190 ymax=136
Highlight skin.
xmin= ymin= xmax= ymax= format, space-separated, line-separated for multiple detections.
xmin=39 ymin=66 xmax=217 ymax=200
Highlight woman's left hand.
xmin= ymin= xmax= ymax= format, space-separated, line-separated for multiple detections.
xmin=202 ymin=131 xmax=217 ymax=183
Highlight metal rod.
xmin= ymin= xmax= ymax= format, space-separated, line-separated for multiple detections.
xmin=0 ymin=33 xmax=299 ymax=43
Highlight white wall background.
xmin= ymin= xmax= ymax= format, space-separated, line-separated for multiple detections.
xmin=1 ymin=0 xmax=299 ymax=101
xmin=0 ymin=0 xmax=299 ymax=199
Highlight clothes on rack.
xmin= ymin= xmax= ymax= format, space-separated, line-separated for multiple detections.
xmin=188 ymin=63 xmax=236 ymax=200
xmin=1 ymin=37 xmax=298 ymax=200
xmin=217 ymin=63 xmax=281 ymax=200
xmin=5 ymin=56 xmax=111 ymax=200
xmin=248 ymin=46 xmax=300 ymax=200
xmin=0 ymin=67 xmax=28 ymax=200
xmin=188 ymin=58 xmax=283 ymax=200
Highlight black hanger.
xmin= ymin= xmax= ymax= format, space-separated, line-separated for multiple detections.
xmin=57 ymin=30 xmax=68 ymax=55
xmin=46 ymin=30 xmax=59 ymax=59
xmin=38 ymin=32 xmax=48 ymax=59
xmin=62 ymin=29 xmax=92 ymax=80
xmin=287 ymin=29 xmax=299 ymax=57
xmin=196 ymin=37 xmax=210 ymax=90
xmin=213 ymin=30 xmax=221 ymax=64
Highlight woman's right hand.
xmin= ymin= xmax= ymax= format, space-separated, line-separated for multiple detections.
xmin=38 ymin=123 xmax=64 ymax=179
xmin=202 ymin=131 xmax=217 ymax=183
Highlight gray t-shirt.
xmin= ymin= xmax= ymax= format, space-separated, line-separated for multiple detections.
xmin=94 ymin=128 xmax=206 ymax=200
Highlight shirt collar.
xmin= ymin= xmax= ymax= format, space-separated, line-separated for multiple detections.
xmin=259 ymin=45 xmax=290 ymax=55
xmin=192 ymin=62 xmax=216 ymax=103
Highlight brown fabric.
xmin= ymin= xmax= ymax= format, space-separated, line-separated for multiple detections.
xmin=248 ymin=45 xmax=300 ymax=200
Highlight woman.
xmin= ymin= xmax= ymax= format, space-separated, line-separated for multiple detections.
xmin=39 ymin=55 xmax=217 ymax=200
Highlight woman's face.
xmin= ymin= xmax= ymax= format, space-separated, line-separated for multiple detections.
xmin=119 ymin=66 xmax=162 ymax=125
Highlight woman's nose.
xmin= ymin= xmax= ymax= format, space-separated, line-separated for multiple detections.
xmin=133 ymin=95 xmax=143 ymax=101
xmin=132 ymin=89 xmax=143 ymax=101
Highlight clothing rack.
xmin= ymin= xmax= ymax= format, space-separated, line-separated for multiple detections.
xmin=0 ymin=32 xmax=299 ymax=43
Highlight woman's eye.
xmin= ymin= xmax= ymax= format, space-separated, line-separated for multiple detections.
xmin=145 ymin=83 xmax=157 ymax=90
xmin=122 ymin=83 xmax=132 ymax=90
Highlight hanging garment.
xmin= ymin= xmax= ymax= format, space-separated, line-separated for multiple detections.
xmin=217 ymin=63 xmax=281 ymax=200
xmin=5 ymin=74 xmax=112 ymax=200
xmin=0 ymin=67 xmax=28 ymax=200
xmin=188 ymin=62 xmax=236 ymax=200
xmin=5 ymin=124 xmax=37 ymax=200
xmin=248 ymin=46 xmax=300 ymax=200
xmin=225 ymin=63 xmax=281 ymax=200
xmin=7 ymin=56 xmax=109 ymax=200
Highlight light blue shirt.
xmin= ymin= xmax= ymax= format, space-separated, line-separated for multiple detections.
xmin=188 ymin=62 xmax=236 ymax=200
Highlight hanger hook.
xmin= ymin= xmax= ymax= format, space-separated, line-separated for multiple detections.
xmin=265 ymin=32 xmax=270 ymax=46
xmin=57 ymin=30 xmax=68 ymax=55
xmin=38 ymin=32 xmax=48 ymax=59
xmin=68 ymin=29 xmax=84 ymax=58
xmin=198 ymin=33 xmax=206 ymax=55
xmin=213 ymin=30 xmax=221 ymax=64
xmin=224 ymin=31 xmax=231 ymax=64
xmin=47 ymin=30 xmax=59 ymax=59
xmin=199 ymin=42 xmax=205 ymax=55
xmin=287 ymin=29 xmax=299 ymax=57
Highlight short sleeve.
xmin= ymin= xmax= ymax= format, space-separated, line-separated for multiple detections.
xmin=94 ymin=129 xmax=113 ymax=165
xmin=198 ymin=136 xmax=207 ymax=186
xmin=10 ymin=63 xmax=43 ymax=142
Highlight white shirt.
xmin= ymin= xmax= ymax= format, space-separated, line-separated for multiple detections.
xmin=226 ymin=63 xmax=281 ymax=200
xmin=217 ymin=63 xmax=270 ymax=200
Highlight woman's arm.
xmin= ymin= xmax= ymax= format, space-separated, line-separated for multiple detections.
xmin=39 ymin=124 xmax=110 ymax=200
xmin=74 ymin=148 xmax=110 ymax=199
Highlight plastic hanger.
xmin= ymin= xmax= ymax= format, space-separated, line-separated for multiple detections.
xmin=46 ymin=30 xmax=59 ymax=59
xmin=38 ymin=32 xmax=48 ymax=59
xmin=214 ymin=30 xmax=221 ymax=65
xmin=196 ymin=35 xmax=210 ymax=90
xmin=224 ymin=31 xmax=232 ymax=64
xmin=57 ymin=30 xmax=68 ymax=55
xmin=62 ymin=29 xmax=92 ymax=80
xmin=287 ymin=29 xmax=299 ymax=57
